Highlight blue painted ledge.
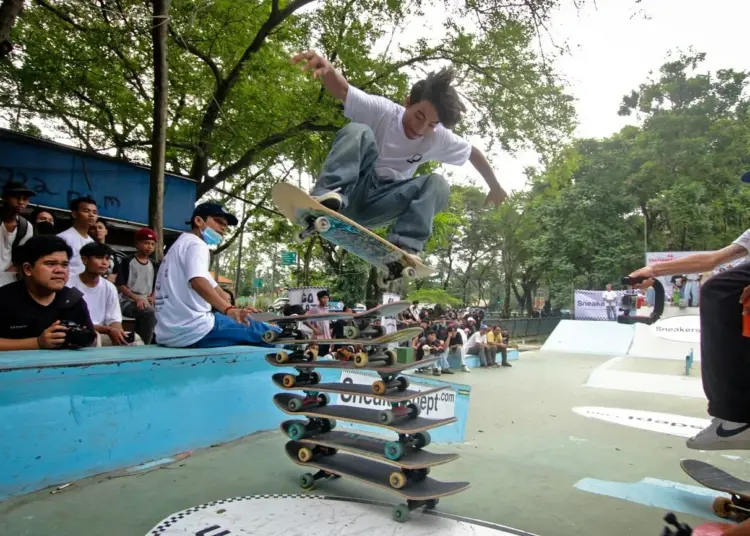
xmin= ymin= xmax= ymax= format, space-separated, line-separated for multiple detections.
xmin=0 ymin=345 xmax=471 ymax=501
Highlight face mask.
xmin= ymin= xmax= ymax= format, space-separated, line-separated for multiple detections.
xmin=35 ymin=221 xmax=55 ymax=235
xmin=201 ymin=224 xmax=223 ymax=246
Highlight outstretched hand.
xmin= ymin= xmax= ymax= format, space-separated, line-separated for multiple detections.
xmin=628 ymin=266 xmax=656 ymax=289
xmin=291 ymin=50 xmax=332 ymax=80
xmin=484 ymin=184 xmax=508 ymax=208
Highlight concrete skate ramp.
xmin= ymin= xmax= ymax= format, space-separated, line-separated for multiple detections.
xmin=542 ymin=320 xmax=634 ymax=355
xmin=627 ymin=313 xmax=701 ymax=361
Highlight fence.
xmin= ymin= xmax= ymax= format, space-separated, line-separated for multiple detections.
xmin=482 ymin=316 xmax=562 ymax=340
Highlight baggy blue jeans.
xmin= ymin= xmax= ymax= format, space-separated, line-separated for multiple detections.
xmin=191 ymin=312 xmax=280 ymax=348
xmin=311 ymin=123 xmax=451 ymax=253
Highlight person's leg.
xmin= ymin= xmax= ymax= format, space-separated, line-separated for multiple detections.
xmin=455 ymin=347 xmax=470 ymax=372
xmin=191 ymin=312 xmax=280 ymax=348
xmin=688 ymin=263 xmax=750 ymax=450
xmin=468 ymin=345 xmax=487 ymax=367
xmin=311 ymin=123 xmax=379 ymax=209
xmin=439 ymin=351 xmax=453 ymax=374
xmin=498 ymin=344 xmax=511 ymax=367
xmin=123 ymin=301 xmax=157 ymax=345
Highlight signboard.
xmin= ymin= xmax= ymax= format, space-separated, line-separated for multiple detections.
xmin=338 ymin=369 xmax=455 ymax=420
xmin=280 ymin=251 xmax=297 ymax=266
xmin=573 ymin=289 xmax=626 ymax=320
xmin=252 ymin=278 xmax=263 ymax=289
xmin=288 ymin=286 xmax=326 ymax=312
xmin=652 ymin=315 xmax=700 ymax=343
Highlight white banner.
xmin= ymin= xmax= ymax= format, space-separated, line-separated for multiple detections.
xmin=337 ymin=369 xmax=455 ymax=420
xmin=287 ymin=287 xmax=327 ymax=312
xmin=574 ymin=289 xmax=626 ymax=320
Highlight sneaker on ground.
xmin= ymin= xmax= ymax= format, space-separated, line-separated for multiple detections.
xmin=442 ymin=368 xmax=455 ymax=374
xmin=461 ymin=365 xmax=471 ymax=372
xmin=314 ymin=192 xmax=343 ymax=212
xmin=686 ymin=418 xmax=750 ymax=450
xmin=432 ymin=369 xmax=441 ymax=376
xmin=501 ymin=362 xmax=512 ymax=367
xmin=491 ymin=363 xmax=500 ymax=368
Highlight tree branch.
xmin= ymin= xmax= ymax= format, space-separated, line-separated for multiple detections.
xmin=33 ymin=0 xmax=88 ymax=31
xmin=189 ymin=0 xmax=316 ymax=182
xmin=168 ymin=26 xmax=222 ymax=86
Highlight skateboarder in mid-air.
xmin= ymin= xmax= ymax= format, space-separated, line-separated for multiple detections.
xmin=291 ymin=50 xmax=508 ymax=255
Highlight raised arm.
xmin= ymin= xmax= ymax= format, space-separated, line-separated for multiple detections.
xmin=291 ymin=50 xmax=349 ymax=101
xmin=469 ymin=146 xmax=507 ymax=207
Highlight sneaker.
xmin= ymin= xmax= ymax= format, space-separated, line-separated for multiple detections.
xmin=501 ymin=362 xmax=512 ymax=367
xmin=480 ymin=364 xmax=488 ymax=368
xmin=490 ymin=363 xmax=500 ymax=368
xmin=314 ymin=192 xmax=343 ymax=212
xmin=442 ymin=368 xmax=455 ymax=375
xmin=461 ymin=365 xmax=471 ymax=373
xmin=432 ymin=369 xmax=441 ymax=376
xmin=686 ymin=418 xmax=750 ymax=450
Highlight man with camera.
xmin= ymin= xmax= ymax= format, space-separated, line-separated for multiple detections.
xmin=0 ymin=235 xmax=96 ymax=351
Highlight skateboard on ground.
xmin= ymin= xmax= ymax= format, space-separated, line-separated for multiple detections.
xmin=272 ymin=183 xmax=437 ymax=288
xmin=273 ymin=393 xmax=456 ymax=432
xmin=285 ymin=440 xmax=470 ymax=522
xmin=250 ymin=311 xmax=354 ymax=343
xmin=267 ymin=327 xmax=423 ymax=367
xmin=681 ymin=459 xmax=750 ymax=520
xmin=280 ymin=420 xmax=458 ymax=466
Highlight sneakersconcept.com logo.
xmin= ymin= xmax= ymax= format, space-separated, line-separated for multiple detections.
xmin=651 ymin=315 xmax=701 ymax=343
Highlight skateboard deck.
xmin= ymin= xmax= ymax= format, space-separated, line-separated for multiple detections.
xmin=285 ymin=440 xmax=470 ymax=500
xmin=272 ymin=183 xmax=437 ymax=281
xmin=353 ymin=301 xmax=411 ymax=319
xmin=250 ymin=311 xmax=354 ymax=323
xmin=265 ymin=353 xmax=438 ymax=372
xmin=681 ymin=459 xmax=750 ymax=519
xmin=273 ymin=393 xmax=456 ymax=433
xmin=280 ymin=421 xmax=459 ymax=469
xmin=273 ymin=326 xmax=423 ymax=347
xmin=271 ymin=373 xmax=448 ymax=402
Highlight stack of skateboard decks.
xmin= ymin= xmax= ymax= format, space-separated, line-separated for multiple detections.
xmin=261 ymin=302 xmax=470 ymax=522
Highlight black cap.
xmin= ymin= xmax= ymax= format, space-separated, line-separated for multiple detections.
xmin=742 ymin=171 xmax=750 ymax=184
xmin=2 ymin=180 xmax=35 ymax=198
xmin=191 ymin=202 xmax=238 ymax=226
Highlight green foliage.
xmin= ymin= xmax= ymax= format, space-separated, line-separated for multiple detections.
xmin=407 ymin=288 xmax=461 ymax=307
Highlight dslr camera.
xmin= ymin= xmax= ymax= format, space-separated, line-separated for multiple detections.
xmin=59 ymin=320 xmax=97 ymax=349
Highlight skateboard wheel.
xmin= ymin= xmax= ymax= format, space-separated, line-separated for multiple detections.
xmin=275 ymin=351 xmax=289 ymax=364
xmin=300 ymin=473 xmax=316 ymax=490
xmin=304 ymin=349 xmax=317 ymax=361
xmin=282 ymin=374 xmax=296 ymax=388
xmin=298 ymin=447 xmax=314 ymax=463
xmin=318 ymin=393 xmax=330 ymax=407
xmin=384 ymin=349 xmax=397 ymax=366
xmin=392 ymin=504 xmax=410 ymax=523
xmin=263 ymin=330 xmax=279 ymax=343
xmin=314 ymin=216 xmax=331 ymax=233
xmin=293 ymin=231 xmax=307 ymax=244
xmin=288 ymin=398 xmax=303 ymax=412
xmin=413 ymin=431 xmax=431 ymax=449
xmin=309 ymin=371 xmax=321 ymax=385
xmin=384 ymin=441 xmax=406 ymax=461
xmin=372 ymin=380 xmax=387 ymax=396
xmin=322 ymin=418 xmax=337 ymax=432
xmin=403 ymin=266 xmax=417 ymax=280
xmin=389 ymin=471 xmax=407 ymax=489
xmin=396 ymin=376 xmax=409 ymax=391
xmin=426 ymin=498 xmax=439 ymax=509
xmin=287 ymin=422 xmax=306 ymax=440
xmin=379 ymin=410 xmax=395 ymax=425
xmin=376 ymin=272 xmax=390 ymax=291
xmin=343 ymin=325 xmax=359 ymax=339
xmin=412 ymin=467 xmax=429 ymax=481
xmin=406 ymin=402 xmax=420 ymax=419
xmin=354 ymin=352 xmax=369 ymax=367
xmin=713 ymin=496 xmax=733 ymax=518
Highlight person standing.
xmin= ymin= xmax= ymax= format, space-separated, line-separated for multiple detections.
xmin=1 ymin=181 xmax=34 ymax=287
xmin=306 ymin=290 xmax=332 ymax=355
xmin=89 ymin=218 xmax=126 ymax=282
xmin=603 ymin=284 xmax=618 ymax=321
xmin=57 ymin=196 xmax=97 ymax=278
xmin=116 ymin=228 xmax=158 ymax=344
xmin=684 ymin=273 xmax=701 ymax=307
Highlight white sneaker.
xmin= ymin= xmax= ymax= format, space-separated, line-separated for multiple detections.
xmin=461 ymin=365 xmax=471 ymax=373
xmin=686 ymin=418 xmax=750 ymax=450
xmin=314 ymin=192 xmax=342 ymax=212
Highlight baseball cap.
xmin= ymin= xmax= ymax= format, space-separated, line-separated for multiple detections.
xmin=2 ymin=180 xmax=35 ymax=198
xmin=742 ymin=171 xmax=750 ymax=183
xmin=134 ymin=227 xmax=157 ymax=241
xmin=467 ymin=316 xmax=475 ymax=322
xmin=191 ymin=202 xmax=238 ymax=226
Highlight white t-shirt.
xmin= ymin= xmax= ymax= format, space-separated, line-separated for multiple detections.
xmin=732 ymin=229 xmax=750 ymax=258
xmin=154 ymin=233 xmax=217 ymax=347
xmin=69 ymin=274 xmax=122 ymax=326
xmin=344 ymin=86 xmax=472 ymax=181
xmin=58 ymin=227 xmax=94 ymax=278
xmin=602 ymin=290 xmax=618 ymax=306
xmin=0 ymin=217 xmax=33 ymax=287
xmin=467 ymin=331 xmax=486 ymax=346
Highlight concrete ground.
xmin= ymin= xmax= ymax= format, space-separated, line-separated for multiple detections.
xmin=2 ymin=350 xmax=746 ymax=536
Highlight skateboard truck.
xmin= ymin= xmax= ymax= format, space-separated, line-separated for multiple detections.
xmin=379 ymin=402 xmax=421 ymax=426
xmin=281 ymin=370 xmax=322 ymax=388
xmin=662 ymin=513 xmax=692 ymax=535
xmin=354 ymin=349 xmax=397 ymax=368
xmin=384 ymin=432 xmax=432 ymax=460
xmin=376 ymin=262 xmax=418 ymax=290
xmin=392 ymin=498 xmax=439 ymax=523
xmin=618 ymin=276 xmax=665 ymax=325
xmin=287 ymin=393 xmax=329 ymax=412
xmin=371 ymin=375 xmax=409 ymax=396
xmin=273 ymin=347 xmax=319 ymax=364
xmin=285 ymin=418 xmax=337 ymax=440
xmin=388 ymin=467 xmax=429 ymax=489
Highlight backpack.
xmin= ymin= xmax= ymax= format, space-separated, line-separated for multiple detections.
xmin=11 ymin=215 xmax=30 ymax=251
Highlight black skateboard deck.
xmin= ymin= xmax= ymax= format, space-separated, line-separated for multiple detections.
xmin=280 ymin=420 xmax=458 ymax=468
xmin=265 ymin=351 xmax=436 ymax=372
xmin=353 ymin=301 xmax=410 ymax=319
xmin=285 ymin=439 xmax=469 ymax=500
xmin=273 ymin=393 xmax=456 ymax=433
xmin=681 ymin=459 xmax=750 ymax=519
xmin=271 ymin=326 xmax=423 ymax=347
xmin=250 ymin=311 xmax=354 ymax=323
xmin=271 ymin=373 xmax=447 ymax=401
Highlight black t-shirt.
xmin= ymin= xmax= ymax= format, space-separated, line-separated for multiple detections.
xmin=0 ymin=281 xmax=94 ymax=340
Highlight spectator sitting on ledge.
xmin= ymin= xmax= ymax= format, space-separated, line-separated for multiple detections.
xmin=0 ymin=235 xmax=95 ymax=351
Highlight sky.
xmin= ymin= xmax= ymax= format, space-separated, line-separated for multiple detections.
xmin=457 ymin=0 xmax=750 ymax=194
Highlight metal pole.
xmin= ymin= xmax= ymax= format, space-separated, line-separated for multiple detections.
xmin=234 ymin=186 xmax=247 ymax=295
xmin=643 ymin=211 xmax=648 ymax=261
